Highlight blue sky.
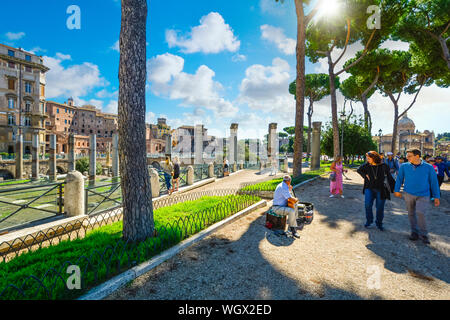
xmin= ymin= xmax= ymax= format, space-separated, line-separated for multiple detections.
xmin=1 ymin=0 xmax=449 ymax=139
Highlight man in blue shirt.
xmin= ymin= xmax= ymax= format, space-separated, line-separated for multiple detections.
xmin=384 ymin=152 xmax=399 ymax=179
xmin=272 ymin=175 xmax=300 ymax=238
xmin=435 ymin=156 xmax=450 ymax=187
xmin=394 ymin=148 xmax=440 ymax=244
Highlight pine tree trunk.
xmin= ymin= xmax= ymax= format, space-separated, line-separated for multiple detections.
xmin=119 ymin=0 xmax=154 ymax=242
xmin=361 ymin=95 xmax=372 ymax=133
xmin=293 ymin=0 xmax=306 ymax=178
xmin=307 ymin=98 xmax=313 ymax=162
xmin=388 ymin=92 xmax=399 ymax=155
xmin=327 ymin=52 xmax=340 ymax=158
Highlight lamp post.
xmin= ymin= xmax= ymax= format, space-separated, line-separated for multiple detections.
xmin=378 ymin=129 xmax=383 ymax=153
xmin=340 ymin=113 xmax=346 ymax=158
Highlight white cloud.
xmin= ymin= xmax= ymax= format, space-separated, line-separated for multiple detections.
xmin=111 ymin=40 xmax=119 ymax=52
xmin=104 ymin=100 xmax=118 ymax=114
xmin=96 ymin=89 xmax=118 ymax=99
xmin=166 ymin=12 xmax=240 ymax=54
xmin=44 ymin=53 xmax=108 ymax=101
xmin=261 ymin=24 xmax=296 ymax=55
xmin=147 ymin=53 xmax=238 ymax=118
xmin=146 ymin=111 xmax=156 ymax=124
xmin=27 ymin=47 xmax=47 ymax=55
xmin=260 ymin=0 xmax=287 ymax=16
xmin=5 ymin=32 xmax=25 ymax=40
xmin=379 ymin=40 xmax=410 ymax=51
xmin=232 ymin=54 xmax=247 ymax=62
xmin=238 ymin=57 xmax=294 ymax=119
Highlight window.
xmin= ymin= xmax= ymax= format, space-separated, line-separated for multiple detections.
xmin=8 ymin=62 xmax=15 ymax=69
xmin=81 ymin=129 xmax=85 ymax=133
xmin=25 ymin=66 xmax=32 ymax=72
xmin=25 ymin=82 xmax=32 ymax=93
xmin=8 ymin=50 xmax=14 ymax=57
xmin=8 ymin=79 xmax=15 ymax=90
xmin=25 ymin=55 xmax=31 ymax=62
xmin=90 ymin=130 xmax=93 ymax=134
xmin=68 ymin=120 xmax=71 ymax=124
xmin=8 ymin=98 xmax=15 ymax=109
xmin=40 ymin=103 xmax=44 ymax=113
xmin=24 ymin=117 xmax=31 ymax=126
xmin=25 ymin=102 xmax=31 ymax=112
xmin=65 ymin=119 xmax=67 ymax=124
xmin=57 ymin=108 xmax=59 ymax=114
xmin=8 ymin=114 xmax=15 ymax=125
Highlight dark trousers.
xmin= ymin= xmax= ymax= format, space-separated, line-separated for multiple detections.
xmin=365 ymin=189 xmax=386 ymax=227
xmin=437 ymin=175 xmax=444 ymax=187
xmin=163 ymin=172 xmax=172 ymax=190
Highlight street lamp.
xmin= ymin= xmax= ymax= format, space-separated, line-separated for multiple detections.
xmin=378 ymin=129 xmax=382 ymax=153
xmin=340 ymin=113 xmax=346 ymax=158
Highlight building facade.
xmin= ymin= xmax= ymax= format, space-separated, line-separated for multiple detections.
xmin=45 ymin=98 xmax=118 ymax=155
xmin=0 ymin=44 xmax=49 ymax=155
xmin=376 ymin=114 xmax=435 ymax=156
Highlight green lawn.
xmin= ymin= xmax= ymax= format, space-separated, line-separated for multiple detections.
xmin=0 ymin=194 xmax=260 ymax=300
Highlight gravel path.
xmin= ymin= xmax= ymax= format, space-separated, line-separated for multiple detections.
xmin=106 ymin=169 xmax=450 ymax=300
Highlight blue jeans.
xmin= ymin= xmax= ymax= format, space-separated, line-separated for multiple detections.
xmin=163 ymin=172 xmax=172 ymax=191
xmin=365 ymin=189 xmax=386 ymax=227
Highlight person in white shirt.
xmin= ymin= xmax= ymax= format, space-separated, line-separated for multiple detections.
xmin=272 ymin=175 xmax=300 ymax=238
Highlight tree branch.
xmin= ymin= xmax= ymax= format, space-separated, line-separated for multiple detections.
xmin=333 ymin=19 xmax=351 ymax=68
xmin=398 ymin=81 xmax=426 ymax=119
xmin=305 ymin=0 xmax=325 ymax=26
xmin=440 ymin=21 xmax=450 ymax=37
xmin=335 ymin=29 xmax=376 ymax=76
xmin=362 ymin=66 xmax=380 ymax=97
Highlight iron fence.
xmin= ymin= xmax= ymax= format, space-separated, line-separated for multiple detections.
xmin=0 ymin=182 xmax=64 ymax=232
xmin=85 ymin=179 xmax=122 ymax=216
xmin=0 ymin=190 xmax=261 ymax=300
xmin=214 ymin=164 xmax=224 ymax=178
xmin=193 ymin=164 xmax=209 ymax=182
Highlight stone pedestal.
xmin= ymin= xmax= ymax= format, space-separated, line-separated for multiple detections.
xmin=65 ymin=171 xmax=85 ymax=217
xmin=233 ymin=163 xmax=237 ymax=172
xmin=311 ymin=122 xmax=322 ymax=170
xmin=187 ymin=165 xmax=194 ymax=185
xmin=49 ymin=134 xmax=57 ymax=181
xmin=149 ymin=168 xmax=160 ymax=198
xmin=208 ymin=163 xmax=214 ymax=178
xmin=31 ymin=134 xmax=39 ymax=181
xmin=165 ymin=134 xmax=172 ymax=158
xmin=268 ymin=123 xmax=278 ymax=164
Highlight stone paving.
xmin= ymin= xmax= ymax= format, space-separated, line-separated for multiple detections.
xmin=106 ymin=169 xmax=450 ymax=300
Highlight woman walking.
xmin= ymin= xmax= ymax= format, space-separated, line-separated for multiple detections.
xmin=171 ymin=156 xmax=180 ymax=194
xmin=329 ymin=155 xmax=347 ymax=198
xmin=357 ymin=151 xmax=395 ymax=231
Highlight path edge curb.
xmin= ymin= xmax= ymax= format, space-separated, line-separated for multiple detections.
xmin=78 ymin=199 xmax=267 ymax=300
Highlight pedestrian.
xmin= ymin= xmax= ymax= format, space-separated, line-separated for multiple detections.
xmin=435 ymin=156 xmax=450 ymax=187
xmin=162 ymin=156 xmax=173 ymax=195
xmin=384 ymin=152 xmax=399 ymax=179
xmin=428 ymin=157 xmax=439 ymax=201
xmin=357 ymin=151 xmax=395 ymax=231
xmin=329 ymin=155 xmax=347 ymax=198
xmin=394 ymin=148 xmax=440 ymax=244
xmin=272 ymin=175 xmax=300 ymax=238
xmin=223 ymin=158 xmax=229 ymax=177
xmin=171 ymin=156 xmax=180 ymax=193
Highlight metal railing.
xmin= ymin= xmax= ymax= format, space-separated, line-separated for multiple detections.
xmin=193 ymin=164 xmax=209 ymax=182
xmin=0 ymin=190 xmax=261 ymax=300
xmin=85 ymin=179 xmax=121 ymax=216
xmin=0 ymin=182 xmax=64 ymax=232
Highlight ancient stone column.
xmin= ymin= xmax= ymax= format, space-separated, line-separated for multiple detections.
xmin=89 ymin=134 xmax=96 ymax=185
xmin=68 ymin=134 xmax=76 ymax=172
xmin=112 ymin=133 xmax=119 ymax=178
xmin=49 ymin=134 xmax=57 ymax=181
xmin=194 ymin=124 xmax=203 ymax=165
xmin=15 ymin=133 xmax=23 ymax=180
xmin=165 ymin=134 xmax=172 ymax=158
xmin=311 ymin=122 xmax=322 ymax=170
xmin=268 ymin=123 xmax=278 ymax=163
xmin=229 ymin=123 xmax=238 ymax=165
xmin=65 ymin=171 xmax=85 ymax=216
xmin=31 ymin=133 xmax=40 ymax=181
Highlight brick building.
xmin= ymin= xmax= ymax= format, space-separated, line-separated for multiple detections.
xmin=0 ymin=44 xmax=49 ymax=155
xmin=45 ymin=98 xmax=118 ymax=155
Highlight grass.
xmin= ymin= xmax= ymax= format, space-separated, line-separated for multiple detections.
xmin=0 ymin=194 xmax=260 ymax=300
xmin=241 ymin=164 xmax=332 ymax=192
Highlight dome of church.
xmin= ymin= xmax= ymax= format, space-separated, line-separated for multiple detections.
xmin=398 ymin=113 xmax=415 ymax=131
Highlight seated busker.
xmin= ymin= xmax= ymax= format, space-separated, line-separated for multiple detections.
xmin=272 ymin=175 xmax=300 ymax=238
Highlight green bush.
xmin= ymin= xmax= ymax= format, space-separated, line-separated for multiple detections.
xmin=75 ymin=158 xmax=103 ymax=175
xmin=0 ymin=194 xmax=260 ymax=300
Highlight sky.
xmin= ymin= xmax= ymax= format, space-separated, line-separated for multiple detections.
xmin=1 ymin=0 xmax=449 ymax=140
